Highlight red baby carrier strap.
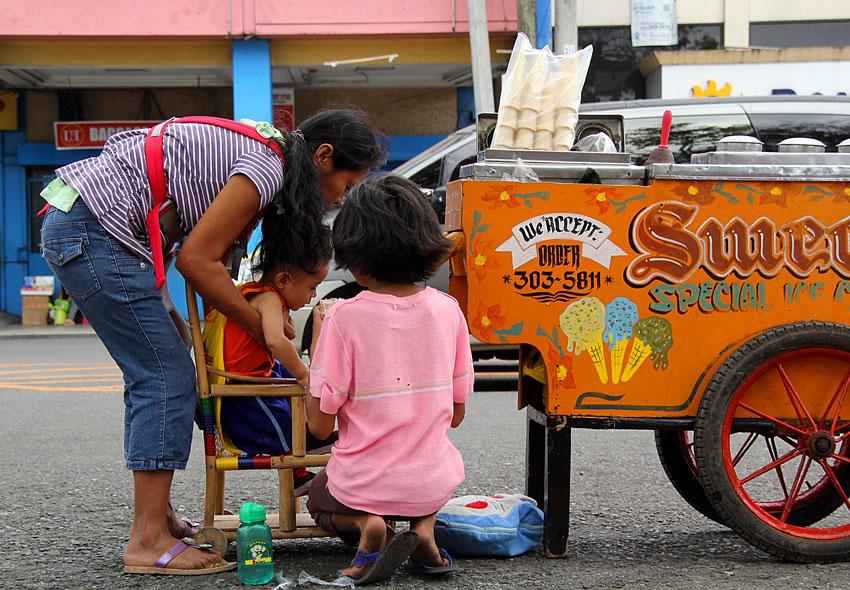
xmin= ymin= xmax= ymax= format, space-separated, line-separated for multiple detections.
xmin=144 ymin=116 xmax=285 ymax=288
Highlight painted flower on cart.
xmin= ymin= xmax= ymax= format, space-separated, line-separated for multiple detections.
xmin=481 ymin=184 xmax=522 ymax=209
xmin=470 ymin=301 xmax=507 ymax=341
xmin=583 ymin=187 xmax=623 ymax=215
xmin=670 ymin=181 xmax=716 ymax=205
xmin=550 ymin=345 xmax=575 ymax=389
xmin=835 ymin=184 xmax=850 ymax=204
xmin=736 ymin=182 xmax=801 ymax=207
xmin=470 ymin=237 xmax=500 ymax=282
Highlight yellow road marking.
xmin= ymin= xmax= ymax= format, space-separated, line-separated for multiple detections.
xmin=0 ymin=383 xmax=123 ymax=392
xmin=0 ymin=365 xmax=116 ymax=375
xmin=0 ymin=363 xmax=123 ymax=392
xmin=0 ymin=363 xmax=113 ymax=367
xmin=3 ymin=377 xmax=122 ymax=384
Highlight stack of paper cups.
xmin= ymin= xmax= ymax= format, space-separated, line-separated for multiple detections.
xmin=514 ymin=53 xmax=546 ymax=149
xmin=515 ymin=107 xmax=539 ymax=149
xmin=492 ymin=36 xmax=533 ymax=149
xmin=553 ymin=107 xmax=578 ymax=151
xmin=533 ymin=71 xmax=557 ymax=150
xmin=492 ymin=105 xmax=519 ymax=148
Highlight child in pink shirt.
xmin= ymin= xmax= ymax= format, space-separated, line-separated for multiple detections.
xmin=306 ymin=173 xmax=473 ymax=584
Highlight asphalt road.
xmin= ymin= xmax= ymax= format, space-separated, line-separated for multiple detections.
xmin=2 ymin=336 xmax=850 ymax=589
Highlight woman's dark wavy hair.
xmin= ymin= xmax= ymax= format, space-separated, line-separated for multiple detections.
xmin=256 ymin=108 xmax=388 ymax=275
xmin=332 ymin=173 xmax=452 ymax=284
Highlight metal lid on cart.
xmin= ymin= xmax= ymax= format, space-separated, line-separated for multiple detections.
xmin=838 ymin=138 xmax=850 ymax=153
xmin=778 ymin=137 xmax=826 ymax=153
xmin=716 ymin=135 xmax=763 ymax=152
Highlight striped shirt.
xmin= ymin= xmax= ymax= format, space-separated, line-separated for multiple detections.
xmin=56 ymin=122 xmax=286 ymax=265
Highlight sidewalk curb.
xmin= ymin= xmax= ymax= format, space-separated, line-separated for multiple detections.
xmin=0 ymin=326 xmax=97 ymax=340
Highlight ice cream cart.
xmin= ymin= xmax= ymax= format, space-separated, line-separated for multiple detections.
xmin=446 ymin=121 xmax=850 ymax=563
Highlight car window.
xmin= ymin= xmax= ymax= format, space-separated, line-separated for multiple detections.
xmin=393 ymin=126 xmax=475 ymax=189
xmin=407 ymin=158 xmax=444 ymax=190
xmin=624 ymin=113 xmax=754 ymax=164
xmin=747 ymin=113 xmax=850 ymax=152
xmin=448 ymin=155 xmax=477 ymax=183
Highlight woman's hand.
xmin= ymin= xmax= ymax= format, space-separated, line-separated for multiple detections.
xmin=284 ymin=312 xmax=296 ymax=340
xmin=176 ymin=174 xmax=266 ymax=344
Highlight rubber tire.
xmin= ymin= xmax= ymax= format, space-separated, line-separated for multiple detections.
xmin=694 ymin=321 xmax=850 ymax=563
xmin=654 ymin=429 xmax=723 ymax=524
xmin=656 ymin=429 xmax=849 ymax=528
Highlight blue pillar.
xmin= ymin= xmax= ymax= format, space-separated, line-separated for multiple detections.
xmin=0 ymin=126 xmax=28 ymax=315
xmin=232 ymin=39 xmax=273 ymax=123
xmin=536 ymin=0 xmax=552 ymax=49
xmin=457 ymin=87 xmax=476 ymax=128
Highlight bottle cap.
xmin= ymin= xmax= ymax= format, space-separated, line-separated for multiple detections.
xmin=239 ymin=502 xmax=267 ymax=524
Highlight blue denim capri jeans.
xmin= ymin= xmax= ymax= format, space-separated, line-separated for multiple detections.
xmin=40 ymin=200 xmax=196 ymax=471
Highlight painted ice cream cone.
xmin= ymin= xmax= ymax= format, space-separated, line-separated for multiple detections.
xmin=603 ymin=297 xmax=639 ymax=385
xmin=610 ymin=337 xmax=629 ymax=384
xmin=620 ymin=337 xmax=650 ymax=383
xmin=559 ymin=297 xmax=608 ymax=385
xmin=587 ymin=331 xmax=609 ymax=384
xmin=619 ymin=317 xmax=673 ymax=383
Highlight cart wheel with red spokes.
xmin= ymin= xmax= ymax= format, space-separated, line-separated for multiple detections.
xmin=655 ymin=429 xmax=723 ymax=524
xmin=656 ymin=427 xmax=850 ymax=528
xmin=694 ymin=322 xmax=850 ymax=562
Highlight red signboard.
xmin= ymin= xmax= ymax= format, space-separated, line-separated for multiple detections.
xmin=54 ymin=121 xmax=159 ymax=150
xmin=272 ymin=88 xmax=295 ymax=132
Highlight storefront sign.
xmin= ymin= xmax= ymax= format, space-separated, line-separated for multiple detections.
xmin=54 ymin=121 xmax=157 ymax=150
xmin=0 ymin=91 xmax=18 ymax=130
xmin=272 ymin=87 xmax=294 ymax=132
xmin=631 ymin=0 xmax=677 ymax=47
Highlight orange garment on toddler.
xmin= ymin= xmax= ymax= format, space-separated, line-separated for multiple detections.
xmin=222 ymin=281 xmax=287 ymax=377
xmin=204 ymin=281 xmax=295 ymax=456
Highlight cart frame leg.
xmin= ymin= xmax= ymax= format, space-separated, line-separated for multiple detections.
xmin=526 ymin=406 xmax=571 ymax=557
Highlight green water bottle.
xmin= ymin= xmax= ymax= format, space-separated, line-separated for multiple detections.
xmin=236 ymin=502 xmax=274 ymax=585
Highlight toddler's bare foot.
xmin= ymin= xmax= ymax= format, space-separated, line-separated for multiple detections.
xmin=339 ymin=515 xmax=387 ymax=579
xmin=409 ymin=514 xmax=449 ymax=567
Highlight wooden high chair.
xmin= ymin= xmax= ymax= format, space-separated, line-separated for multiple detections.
xmin=185 ymin=282 xmax=333 ymax=544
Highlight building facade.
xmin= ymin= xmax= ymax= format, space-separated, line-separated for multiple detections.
xmin=1 ymin=0 xmax=849 ymax=315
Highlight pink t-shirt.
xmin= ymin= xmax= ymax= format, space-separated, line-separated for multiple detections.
xmin=309 ymin=287 xmax=473 ymax=516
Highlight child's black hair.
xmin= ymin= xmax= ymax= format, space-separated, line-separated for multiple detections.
xmin=332 ymin=173 xmax=453 ymax=284
xmin=256 ymin=108 xmax=388 ymax=276
xmin=265 ymin=220 xmax=333 ymax=277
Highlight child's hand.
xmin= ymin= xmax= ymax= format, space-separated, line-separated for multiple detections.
xmin=308 ymin=306 xmax=324 ymax=361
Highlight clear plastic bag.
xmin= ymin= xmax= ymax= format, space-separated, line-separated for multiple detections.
xmin=492 ymin=33 xmax=593 ymax=152
xmin=572 ymin=131 xmax=617 ymax=153
xmin=501 ymin=158 xmax=540 ymax=183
